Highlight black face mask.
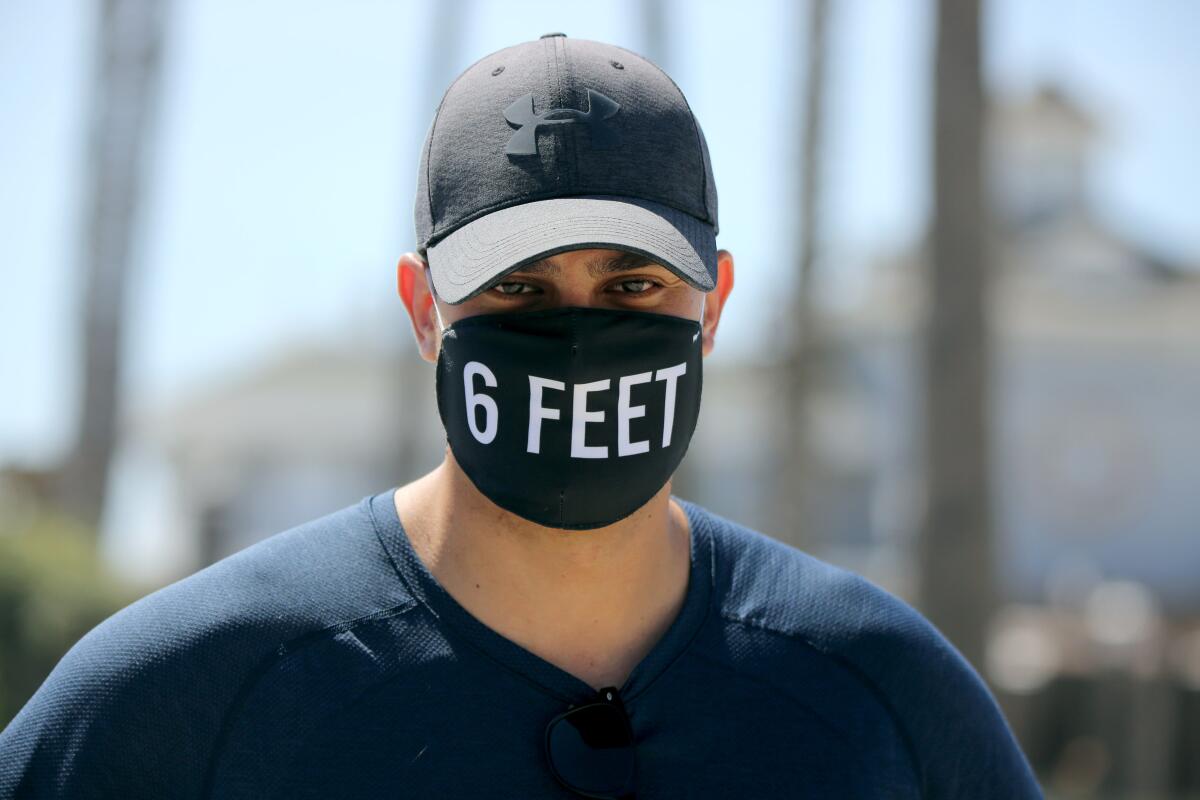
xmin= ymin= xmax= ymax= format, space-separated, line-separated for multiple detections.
xmin=434 ymin=306 xmax=703 ymax=530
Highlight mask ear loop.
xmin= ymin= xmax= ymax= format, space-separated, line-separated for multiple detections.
xmin=425 ymin=267 xmax=448 ymax=333
xmin=693 ymin=292 xmax=707 ymax=343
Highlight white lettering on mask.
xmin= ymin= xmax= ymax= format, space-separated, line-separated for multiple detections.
xmin=571 ymin=379 xmax=610 ymax=459
xmin=463 ymin=361 xmax=498 ymax=444
xmin=617 ymin=372 xmax=652 ymax=456
xmin=463 ymin=361 xmax=689 ymax=458
xmin=655 ymin=363 xmax=687 ymax=448
xmin=527 ymin=376 xmax=565 ymax=454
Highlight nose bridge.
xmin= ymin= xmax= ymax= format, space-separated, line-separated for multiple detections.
xmin=539 ymin=253 xmax=601 ymax=307
xmin=555 ymin=280 xmax=596 ymax=308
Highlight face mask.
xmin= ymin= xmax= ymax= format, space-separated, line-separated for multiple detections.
xmin=433 ymin=305 xmax=704 ymax=529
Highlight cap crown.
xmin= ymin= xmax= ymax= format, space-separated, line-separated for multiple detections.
xmin=414 ymin=35 xmax=718 ymax=254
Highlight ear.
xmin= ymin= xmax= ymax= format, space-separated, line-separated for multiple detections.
xmin=700 ymin=249 xmax=734 ymax=357
xmin=396 ymin=252 xmax=440 ymax=363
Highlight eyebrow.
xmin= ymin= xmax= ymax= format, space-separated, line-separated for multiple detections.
xmin=512 ymin=251 xmax=662 ymax=278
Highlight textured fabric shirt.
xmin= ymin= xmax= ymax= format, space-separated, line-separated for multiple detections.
xmin=0 ymin=490 xmax=1042 ymax=798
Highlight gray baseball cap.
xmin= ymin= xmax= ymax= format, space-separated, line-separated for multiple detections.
xmin=414 ymin=33 xmax=719 ymax=304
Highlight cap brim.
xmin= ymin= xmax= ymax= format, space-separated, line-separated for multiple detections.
xmin=425 ymin=196 xmax=716 ymax=304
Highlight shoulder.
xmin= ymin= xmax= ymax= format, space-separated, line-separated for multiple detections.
xmin=686 ymin=501 xmax=929 ymax=652
xmin=0 ymin=493 xmax=416 ymax=799
xmin=683 ymin=501 xmax=1042 ymax=799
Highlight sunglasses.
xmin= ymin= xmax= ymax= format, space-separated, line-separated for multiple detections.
xmin=544 ymin=685 xmax=637 ymax=799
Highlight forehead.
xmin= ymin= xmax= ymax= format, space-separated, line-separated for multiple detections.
xmin=508 ymin=248 xmax=664 ymax=279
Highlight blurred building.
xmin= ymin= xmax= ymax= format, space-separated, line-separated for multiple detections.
xmin=834 ymin=86 xmax=1200 ymax=613
xmin=132 ymin=334 xmax=444 ymax=572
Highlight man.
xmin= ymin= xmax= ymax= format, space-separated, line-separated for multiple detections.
xmin=0 ymin=34 xmax=1041 ymax=799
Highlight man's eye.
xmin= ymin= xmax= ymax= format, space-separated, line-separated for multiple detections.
xmin=493 ymin=281 xmax=537 ymax=296
xmin=614 ymin=279 xmax=656 ymax=294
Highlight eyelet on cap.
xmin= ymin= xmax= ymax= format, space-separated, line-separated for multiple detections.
xmin=491 ymin=66 xmax=504 ymax=76
xmin=610 ymin=60 xmax=624 ymax=70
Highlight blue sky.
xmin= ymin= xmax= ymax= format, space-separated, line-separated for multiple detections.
xmin=2 ymin=0 xmax=1198 ymax=466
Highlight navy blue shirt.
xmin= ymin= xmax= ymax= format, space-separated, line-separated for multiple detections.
xmin=0 ymin=491 xmax=1041 ymax=798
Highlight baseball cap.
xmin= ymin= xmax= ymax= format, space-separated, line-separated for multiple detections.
xmin=414 ymin=33 xmax=719 ymax=304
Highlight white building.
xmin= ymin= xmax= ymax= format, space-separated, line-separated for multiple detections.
xmin=825 ymin=87 xmax=1200 ymax=612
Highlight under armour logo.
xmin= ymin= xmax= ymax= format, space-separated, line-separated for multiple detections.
xmin=503 ymin=89 xmax=620 ymax=157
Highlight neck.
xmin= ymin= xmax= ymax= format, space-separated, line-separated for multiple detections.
xmin=393 ymin=451 xmax=692 ymax=690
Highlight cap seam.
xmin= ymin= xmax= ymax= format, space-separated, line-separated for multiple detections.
xmin=543 ymin=36 xmax=559 ymax=190
xmin=422 ymin=43 xmax=532 ymax=251
xmin=605 ymin=42 xmax=714 ymax=229
xmin=562 ymin=36 xmax=579 ymax=189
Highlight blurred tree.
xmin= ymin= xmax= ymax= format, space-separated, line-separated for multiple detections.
xmin=919 ymin=0 xmax=995 ymax=670
xmin=0 ymin=508 xmax=137 ymax=727
xmin=774 ymin=0 xmax=829 ymax=552
xmin=55 ymin=0 xmax=169 ymax=530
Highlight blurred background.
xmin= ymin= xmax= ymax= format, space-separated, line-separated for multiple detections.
xmin=2 ymin=0 xmax=1198 ymax=795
